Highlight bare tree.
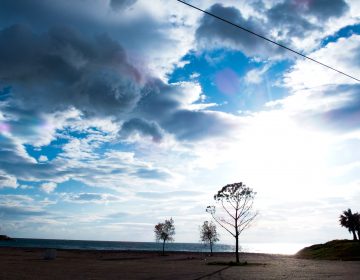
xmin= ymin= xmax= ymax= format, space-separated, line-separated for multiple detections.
xmin=207 ymin=182 xmax=257 ymax=263
xmin=154 ymin=218 xmax=175 ymax=255
xmin=200 ymin=220 xmax=219 ymax=256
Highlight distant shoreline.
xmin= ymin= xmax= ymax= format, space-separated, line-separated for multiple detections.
xmin=0 ymin=235 xmax=12 ymax=241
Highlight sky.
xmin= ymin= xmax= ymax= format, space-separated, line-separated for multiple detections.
xmin=1 ymin=0 xmax=360 ymax=252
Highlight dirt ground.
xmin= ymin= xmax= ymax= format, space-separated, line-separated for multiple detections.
xmin=0 ymin=247 xmax=359 ymax=279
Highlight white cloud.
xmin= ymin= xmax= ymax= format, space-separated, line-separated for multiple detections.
xmin=244 ymin=64 xmax=270 ymax=84
xmin=38 ymin=155 xmax=48 ymax=162
xmin=284 ymin=34 xmax=360 ymax=90
xmin=0 ymin=172 xmax=18 ymax=188
xmin=40 ymin=182 xmax=57 ymax=193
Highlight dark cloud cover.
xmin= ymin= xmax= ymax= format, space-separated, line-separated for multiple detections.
xmin=110 ymin=0 xmax=137 ymax=11
xmin=196 ymin=4 xmax=283 ymax=58
xmin=0 ymin=23 xmax=237 ymax=142
xmin=0 ymin=1 xmax=241 ymax=191
xmin=0 ymin=24 xmax=142 ymax=117
xmin=196 ymin=1 xmax=349 ymax=58
xmin=304 ymin=0 xmax=349 ymax=20
xmin=120 ymin=118 xmax=163 ymax=142
xmin=265 ymin=0 xmax=348 ymax=38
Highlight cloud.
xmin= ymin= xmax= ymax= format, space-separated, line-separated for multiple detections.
xmin=136 ymin=190 xmax=204 ymax=200
xmin=302 ymin=0 xmax=349 ymax=21
xmin=284 ymin=34 xmax=360 ymax=89
xmin=0 ymin=195 xmax=48 ymax=218
xmin=265 ymin=0 xmax=348 ymax=38
xmin=120 ymin=118 xmax=164 ymax=142
xmin=275 ymin=33 xmax=360 ymax=133
xmin=40 ymin=182 xmax=57 ymax=193
xmin=134 ymin=168 xmax=171 ymax=180
xmin=0 ymin=205 xmax=46 ymax=217
xmin=0 ymin=134 xmax=69 ymax=183
xmin=134 ymin=79 xmax=239 ymax=141
xmin=110 ymin=0 xmax=137 ymax=11
xmin=0 ymin=23 xmax=240 ymax=144
xmin=270 ymin=84 xmax=360 ymax=132
xmin=0 ymin=24 xmax=142 ymax=118
xmin=244 ymin=64 xmax=270 ymax=84
xmin=38 ymin=155 xmax=48 ymax=162
xmin=195 ymin=1 xmax=350 ymax=59
xmin=0 ymin=171 xmax=18 ymax=188
xmin=195 ymin=4 xmax=283 ymax=58
xmin=61 ymin=192 xmax=123 ymax=203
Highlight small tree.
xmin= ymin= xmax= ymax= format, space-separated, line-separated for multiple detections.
xmin=207 ymin=182 xmax=257 ymax=263
xmin=355 ymin=212 xmax=360 ymax=240
xmin=154 ymin=218 xmax=175 ymax=255
xmin=200 ymin=220 xmax=219 ymax=256
xmin=339 ymin=209 xmax=359 ymax=241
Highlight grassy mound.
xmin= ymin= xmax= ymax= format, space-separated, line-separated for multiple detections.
xmin=0 ymin=235 xmax=12 ymax=241
xmin=296 ymin=240 xmax=360 ymax=261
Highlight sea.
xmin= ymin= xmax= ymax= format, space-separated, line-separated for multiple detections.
xmin=0 ymin=238 xmax=306 ymax=254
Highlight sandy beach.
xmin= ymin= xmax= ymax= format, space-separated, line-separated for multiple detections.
xmin=0 ymin=247 xmax=359 ymax=279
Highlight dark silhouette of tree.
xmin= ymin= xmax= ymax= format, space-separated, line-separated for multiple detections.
xmin=200 ymin=220 xmax=219 ymax=256
xmin=207 ymin=182 xmax=257 ymax=263
xmin=355 ymin=212 xmax=360 ymax=240
xmin=154 ymin=218 xmax=175 ymax=255
xmin=339 ymin=209 xmax=359 ymax=241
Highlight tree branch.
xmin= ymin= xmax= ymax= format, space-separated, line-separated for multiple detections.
xmin=210 ymin=213 xmax=235 ymax=237
xmin=221 ymin=200 xmax=236 ymax=219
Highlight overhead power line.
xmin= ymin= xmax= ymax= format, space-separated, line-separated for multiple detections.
xmin=176 ymin=0 xmax=360 ymax=83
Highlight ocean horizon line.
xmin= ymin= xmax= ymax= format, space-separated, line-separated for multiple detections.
xmin=0 ymin=237 xmax=307 ymax=254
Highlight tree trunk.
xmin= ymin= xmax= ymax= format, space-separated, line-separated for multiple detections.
xmin=352 ymin=230 xmax=358 ymax=241
xmin=235 ymin=234 xmax=239 ymax=263
xmin=357 ymin=231 xmax=360 ymax=241
xmin=162 ymin=239 xmax=165 ymax=255
xmin=210 ymin=241 xmax=213 ymax=256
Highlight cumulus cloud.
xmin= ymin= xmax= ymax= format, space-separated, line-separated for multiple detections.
xmin=40 ymin=182 xmax=57 ymax=193
xmin=195 ymin=1 xmax=350 ymax=58
xmin=196 ymin=4 xmax=284 ymax=58
xmin=38 ymin=155 xmax=48 ymax=162
xmin=0 ymin=23 xmax=240 ymax=145
xmin=120 ymin=118 xmax=164 ymax=142
xmin=284 ymin=34 xmax=360 ymax=89
xmin=265 ymin=0 xmax=348 ymax=38
xmin=0 ymin=24 xmax=142 ymax=118
xmin=134 ymin=79 xmax=239 ymax=141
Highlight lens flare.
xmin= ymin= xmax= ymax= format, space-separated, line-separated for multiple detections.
xmin=215 ymin=68 xmax=240 ymax=95
xmin=0 ymin=122 xmax=10 ymax=133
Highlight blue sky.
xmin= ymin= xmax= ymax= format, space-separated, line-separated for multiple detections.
xmin=1 ymin=0 xmax=360 ymax=251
